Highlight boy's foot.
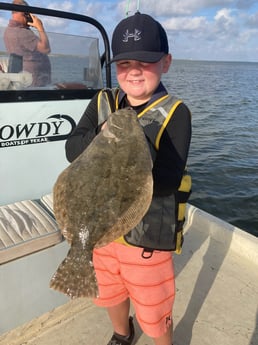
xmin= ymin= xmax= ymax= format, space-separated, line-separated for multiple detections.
xmin=107 ymin=316 xmax=135 ymax=345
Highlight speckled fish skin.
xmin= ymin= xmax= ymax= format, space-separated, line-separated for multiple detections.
xmin=50 ymin=108 xmax=153 ymax=298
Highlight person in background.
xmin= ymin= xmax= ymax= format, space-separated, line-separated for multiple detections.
xmin=65 ymin=12 xmax=192 ymax=345
xmin=4 ymin=0 xmax=51 ymax=86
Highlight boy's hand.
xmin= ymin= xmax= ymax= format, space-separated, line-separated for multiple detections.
xmin=101 ymin=122 xmax=107 ymax=130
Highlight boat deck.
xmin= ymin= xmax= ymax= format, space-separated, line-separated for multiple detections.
xmin=0 ymin=205 xmax=257 ymax=345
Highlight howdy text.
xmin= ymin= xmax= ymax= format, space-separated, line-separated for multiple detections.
xmin=0 ymin=114 xmax=76 ymax=148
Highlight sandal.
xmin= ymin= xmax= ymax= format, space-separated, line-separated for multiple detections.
xmin=107 ymin=316 xmax=135 ymax=345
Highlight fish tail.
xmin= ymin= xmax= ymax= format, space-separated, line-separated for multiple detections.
xmin=50 ymin=246 xmax=98 ymax=298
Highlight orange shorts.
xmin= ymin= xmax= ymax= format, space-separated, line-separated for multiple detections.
xmin=93 ymin=242 xmax=175 ymax=338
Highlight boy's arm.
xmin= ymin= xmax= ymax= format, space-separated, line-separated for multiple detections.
xmin=65 ymin=93 xmax=100 ymax=162
xmin=152 ymin=103 xmax=192 ymax=196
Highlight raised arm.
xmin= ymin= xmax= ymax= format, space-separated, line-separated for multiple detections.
xmin=28 ymin=14 xmax=50 ymax=54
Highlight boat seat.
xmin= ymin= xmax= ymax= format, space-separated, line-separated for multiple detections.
xmin=39 ymin=193 xmax=55 ymax=216
xmin=0 ymin=71 xmax=32 ymax=90
xmin=0 ymin=195 xmax=62 ymax=264
xmin=7 ymin=53 xmax=23 ymax=73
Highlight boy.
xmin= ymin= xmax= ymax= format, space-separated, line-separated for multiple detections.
xmin=65 ymin=12 xmax=191 ymax=345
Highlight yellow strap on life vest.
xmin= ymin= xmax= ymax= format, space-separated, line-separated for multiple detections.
xmin=155 ymin=99 xmax=183 ymax=150
xmin=137 ymin=95 xmax=169 ymax=118
xmin=97 ymin=90 xmax=112 ymax=114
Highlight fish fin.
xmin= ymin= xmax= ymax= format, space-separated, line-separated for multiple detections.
xmin=50 ymin=246 xmax=98 ymax=298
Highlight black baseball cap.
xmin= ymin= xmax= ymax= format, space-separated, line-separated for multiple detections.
xmin=111 ymin=12 xmax=169 ymax=63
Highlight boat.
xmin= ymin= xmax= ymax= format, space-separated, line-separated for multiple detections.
xmin=0 ymin=3 xmax=257 ymax=344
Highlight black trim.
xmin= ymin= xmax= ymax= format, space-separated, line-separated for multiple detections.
xmin=176 ymin=190 xmax=192 ymax=203
xmin=0 ymin=88 xmax=99 ymax=103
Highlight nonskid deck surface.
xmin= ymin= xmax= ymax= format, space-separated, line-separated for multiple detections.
xmin=0 ymin=205 xmax=257 ymax=345
xmin=0 ymin=194 xmax=61 ymax=264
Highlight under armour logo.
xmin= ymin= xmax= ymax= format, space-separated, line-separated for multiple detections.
xmin=123 ymin=29 xmax=141 ymax=42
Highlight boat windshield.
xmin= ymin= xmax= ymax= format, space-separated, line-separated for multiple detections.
xmin=0 ymin=27 xmax=103 ymax=90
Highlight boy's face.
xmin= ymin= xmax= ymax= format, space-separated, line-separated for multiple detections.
xmin=115 ymin=54 xmax=172 ymax=106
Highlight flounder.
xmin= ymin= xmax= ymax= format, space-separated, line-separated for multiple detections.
xmin=50 ymin=108 xmax=153 ymax=298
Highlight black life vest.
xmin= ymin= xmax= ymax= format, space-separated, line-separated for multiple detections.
xmin=97 ymin=88 xmax=191 ymax=253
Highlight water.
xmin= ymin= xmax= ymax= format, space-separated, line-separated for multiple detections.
xmin=162 ymin=60 xmax=258 ymax=237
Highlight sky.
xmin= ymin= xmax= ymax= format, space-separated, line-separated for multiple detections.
xmin=0 ymin=0 xmax=257 ymax=62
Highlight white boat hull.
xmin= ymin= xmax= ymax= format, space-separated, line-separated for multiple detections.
xmin=0 ymin=203 xmax=257 ymax=344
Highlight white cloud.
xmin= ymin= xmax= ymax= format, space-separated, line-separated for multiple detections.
xmin=163 ymin=16 xmax=208 ymax=32
xmin=77 ymin=1 xmax=104 ymax=17
xmin=245 ymin=11 xmax=258 ymax=27
xmin=136 ymin=0 xmax=235 ymax=17
xmin=45 ymin=1 xmax=74 ymax=12
xmin=214 ymin=8 xmax=234 ymax=23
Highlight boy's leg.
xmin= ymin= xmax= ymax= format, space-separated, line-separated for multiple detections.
xmin=153 ymin=323 xmax=173 ymax=345
xmin=107 ymin=298 xmax=131 ymax=336
xmin=107 ymin=304 xmax=172 ymax=345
